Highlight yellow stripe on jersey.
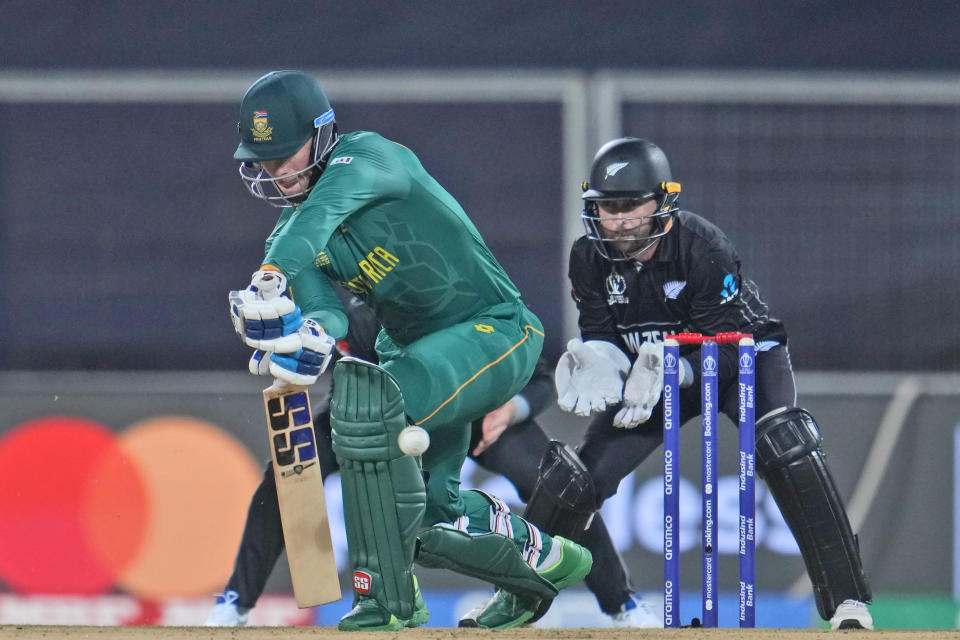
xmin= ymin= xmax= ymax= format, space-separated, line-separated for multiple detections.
xmin=415 ymin=324 xmax=545 ymax=426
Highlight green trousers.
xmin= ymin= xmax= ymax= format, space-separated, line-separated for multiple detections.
xmin=377 ymin=300 xmax=544 ymax=527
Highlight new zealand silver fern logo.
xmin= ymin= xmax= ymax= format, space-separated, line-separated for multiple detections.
xmin=605 ymin=162 xmax=629 ymax=178
xmin=663 ymin=280 xmax=687 ymax=300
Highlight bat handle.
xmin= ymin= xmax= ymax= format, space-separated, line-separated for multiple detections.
xmin=268 ymin=377 xmax=292 ymax=391
xmin=251 ymin=270 xmax=286 ymax=301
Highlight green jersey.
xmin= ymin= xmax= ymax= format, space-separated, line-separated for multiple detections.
xmin=263 ymin=131 xmax=523 ymax=346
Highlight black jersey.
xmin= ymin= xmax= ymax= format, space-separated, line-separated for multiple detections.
xmin=569 ymin=210 xmax=787 ymax=381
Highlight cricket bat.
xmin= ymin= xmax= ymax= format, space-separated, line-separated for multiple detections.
xmin=263 ymin=381 xmax=341 ymax=607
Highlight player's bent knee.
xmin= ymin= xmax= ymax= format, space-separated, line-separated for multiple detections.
xmin=416 ymin=525 xmax=558 ymax=601
xmin=330 ymin=357 xmax=409 ymax=459
xmin=755 ymin=406 xmax=822 ymax=474
xmin=523 ymin=441 xmax=598 ymax=540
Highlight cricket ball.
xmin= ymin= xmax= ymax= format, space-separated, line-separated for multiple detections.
xmin=398 ymin=425 xmax=430 ymax=456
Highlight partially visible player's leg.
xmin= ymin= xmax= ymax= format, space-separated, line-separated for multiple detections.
xmin=381 ymin=307 xmax=592 ymax=629
xmin=311 ymin=402 xmax=340 ymax=481
xmin=207 ymin=406 xmax=341 ymax=626
xmin=459 ymin=440 xmax=598 ymax=627
xmin=574 ymin=406 xmax=685 ymax=624
xmin=472 ymin=415 xmax=653 ymax=623
xmin=464 ymin=427 xmax=660 ymax=628
xmin=578 ymin=517 xmax=634 ymax=611
xmin=470 ymin=416 xmax=550 ymax=502
xmin=754 ymin=407 xmax=872 ymax=625
xmin=205 ymin=466 xmax=278 ymax=626
xmin=225 ymin=466 xmax=283 ymax=606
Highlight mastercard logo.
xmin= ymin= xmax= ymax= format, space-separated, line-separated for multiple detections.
xmin=0 ymin=415 xmax=261 ymax=600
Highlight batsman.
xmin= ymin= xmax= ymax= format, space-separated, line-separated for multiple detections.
xmin=227 ymin=70 xmax=592 ymax=631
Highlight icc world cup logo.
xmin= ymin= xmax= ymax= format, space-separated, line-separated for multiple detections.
xmin=664 ymin=353 xmax=677 ymax=372
xmin=702 ymin=356 xmax=718 ymax=374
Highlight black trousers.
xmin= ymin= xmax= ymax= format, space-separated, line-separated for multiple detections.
xmin=574 ymin=346 xmax=797 ymax=608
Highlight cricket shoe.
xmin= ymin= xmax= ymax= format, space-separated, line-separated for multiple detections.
xmin=830 ymin=599 xmax=874 ymax=630
xmin=406 ymin=577 xmax=431 ymax=628
xmin=338 ymin=577 xmax=430 ymax=631
xmin=203 ymin=589 xmax=249 ymax=626
xmin=610 ymin=595 xmax=662 ymax=628
xmin=458 ymin=536 xmax=593 ymax=629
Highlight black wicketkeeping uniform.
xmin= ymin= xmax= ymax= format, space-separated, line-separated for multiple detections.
xmin=572 ymin=210 xmax=786 ymax=376
xmin=570 ymin=210 xmax=795 ymax=495
xmin=567 ymin=209 xmax=870 ymax=620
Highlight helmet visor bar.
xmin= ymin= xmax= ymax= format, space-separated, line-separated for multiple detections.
xmin=238 ymin=157 xmax=322 ymax=207
xmin=595 ymin=197 xmax=652 ymax=214
xmin=237 ymin=109 xmax=338 ymax=209
xmin=582 ymin=190 xmax=679 ymax=261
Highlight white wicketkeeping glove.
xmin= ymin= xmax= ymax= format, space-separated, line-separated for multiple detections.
xmin=555 ymin=338 xmax=631 ymax=416
xmin=613 ymin=341 xmax=664 ymax=428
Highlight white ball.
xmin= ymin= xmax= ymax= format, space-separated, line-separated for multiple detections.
xmin=398 ymin=425 xmax=430 ymax=456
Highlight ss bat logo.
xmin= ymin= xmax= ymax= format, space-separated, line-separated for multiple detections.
xmin=267 ymin=391 xmax=317 ymax=469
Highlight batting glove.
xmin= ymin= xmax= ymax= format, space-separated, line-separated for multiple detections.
xmin=268 ymin=319 xmax=336 ymax=386
xmin=229 ymin=271 xmax=304 ymax=352
xmin=555 ymin=338 xmax=631 ymax=416
xmin=614 ymin=341 xmax=664 ymax=428
xmin=248 ymin=349 xmax=272 ymax=376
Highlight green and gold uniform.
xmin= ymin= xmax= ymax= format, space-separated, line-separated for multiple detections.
xmin=235 ymin=71 xmax=590 ymax=630
xmin=262 ymin=131 xmax=544 ymax=526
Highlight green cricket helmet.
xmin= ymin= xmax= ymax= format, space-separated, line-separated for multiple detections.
xmin=580 ymin=137 xmax=681 ymax=261
xmin=235 ymin=70 xmax=339 ymax=207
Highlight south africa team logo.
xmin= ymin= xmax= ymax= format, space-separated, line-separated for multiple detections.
xmin=251 ymin=110 xmax=274 ymax=141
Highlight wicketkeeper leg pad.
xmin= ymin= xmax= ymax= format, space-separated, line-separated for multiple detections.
xmin=520 ymin=440 xmax=598 ymax=623
xmin=331 ymin=357 xmax=427 ymax=622
xmin=522 ymin=440 xmax=598 ymax=539
xmin=755 ymin=407 xmax=872 ymax=620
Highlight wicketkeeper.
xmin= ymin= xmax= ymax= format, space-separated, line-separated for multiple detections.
xmin=469 ymin=137 xmax=874 ymax=630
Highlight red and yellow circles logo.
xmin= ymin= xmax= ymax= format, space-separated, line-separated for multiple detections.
xmin=0 ymin=415 xmax=261 ymax=599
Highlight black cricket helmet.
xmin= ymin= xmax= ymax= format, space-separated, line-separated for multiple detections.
xmin=581 ymin=137 xmax=681 ymax=260
xmin=235 ymin=70 xmax=339 ymax=207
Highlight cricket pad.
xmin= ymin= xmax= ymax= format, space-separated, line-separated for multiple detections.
xmin=416 ymin=526 xmax=558 ymax=601
xmin=755 ymin=406 xmax=872 ymax=619
xmin=331 ymin=357 xmax=426 ymax=620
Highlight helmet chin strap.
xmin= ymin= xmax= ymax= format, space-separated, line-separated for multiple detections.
xmin=623 ymin=237 xmax=661 ymax=262
xmin=629 ymin=216 xmax=674 ymax=260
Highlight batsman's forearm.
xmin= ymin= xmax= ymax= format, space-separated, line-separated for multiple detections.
xmin=287 ymin=269 xmax=349 ymax=340
xmin=263 ymin=228 xmax=322 ymax=282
